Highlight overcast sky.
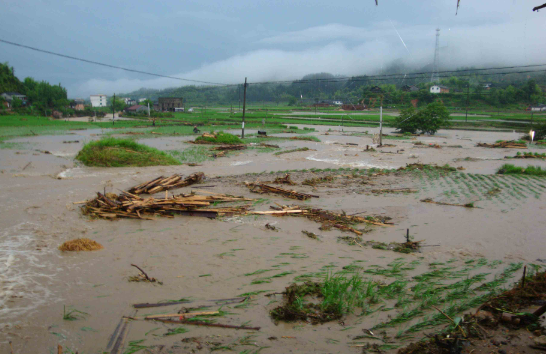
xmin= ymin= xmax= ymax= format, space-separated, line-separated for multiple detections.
xmin=1 ymin=0 xmax=544 ymax=97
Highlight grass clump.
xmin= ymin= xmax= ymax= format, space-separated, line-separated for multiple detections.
xmin=76 ymin=138 xmax=180 ymax=167
xmin=496 ymin=164 xmax=546 ymax=176
xmin=195 ymin=131 xmax=243 ymax=145
xmin=59 ymin=238 xmax=103 ymax=252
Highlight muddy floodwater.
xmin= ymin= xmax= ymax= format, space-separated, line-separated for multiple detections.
xmin=1 ymin=126 xmax=545 ymax=353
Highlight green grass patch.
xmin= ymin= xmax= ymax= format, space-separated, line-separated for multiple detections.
xmin=76 ymin=137 xmax=180 ymax=167
xmin=195 ymin=131 xmax=243 ymax=145
xmin=496 ymin=164 xmax=546 ymax=176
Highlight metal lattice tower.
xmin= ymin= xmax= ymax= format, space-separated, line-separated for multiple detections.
xmin=431 ymin=28 xmax=440 ymax=83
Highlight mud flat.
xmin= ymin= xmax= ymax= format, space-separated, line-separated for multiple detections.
xmin=0 ymin=127 xmax=545 ymax=353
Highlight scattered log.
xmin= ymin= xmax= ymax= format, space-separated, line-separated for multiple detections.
xmin=477 ymin=141 xmax=527 ymax=149
xmin=245 ymin=182 xmax=319 ymax=200
xmin=128 ymin=173 xmax=205 ymax=194
xmin=152 ymin=318 xmax=261 ymax=330
xmin=133 ymin=297 xmax=247 ymax=309
xmin=421 ymin=198 xmax=475 ymax=208
xmin=273 ymin=174 xmax=296 ymax=185
xmin=143 ymin=311 xmax=219 ymax=320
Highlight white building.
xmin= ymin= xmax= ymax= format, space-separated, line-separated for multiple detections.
xmin=90 ymin=94 xmax=107 ymax=107
xmin=138 ymin=98 xmax=147 ymax=103
xmin=430 ymin=85 xmax=450 ymax=94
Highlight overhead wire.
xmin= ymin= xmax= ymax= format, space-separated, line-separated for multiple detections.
xmin=2 ymin=38 xmax=546 ymax=90
xmin=0 ymin=38 xmax=230 ymax=86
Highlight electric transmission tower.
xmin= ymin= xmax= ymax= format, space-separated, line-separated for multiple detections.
xmin=431 ymin=28 xmax=440 ymax=83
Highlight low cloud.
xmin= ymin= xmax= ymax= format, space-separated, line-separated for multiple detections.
xmin=71 ymin=17 xmax=546 ymax=97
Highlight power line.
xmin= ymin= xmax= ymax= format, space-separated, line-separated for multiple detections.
xmin=249 ymin=64 xmax=546 ymax=85
xmin=0 ymin=38 xmax=229 ymax=86
xmin=2 ymin=37 xmax=545 ymax=90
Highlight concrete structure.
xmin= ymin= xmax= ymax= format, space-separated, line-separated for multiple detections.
xmin=1 ymin=92 xmax=27 ymax=107
xmin=430 ymin=85 xmax=450 ymax=94
xmin=70 ymin=99 xmax=85 ymax=111
xmin=90 ymin=94 xmax=107 ymax=107
xmin=158 ymin=97 xmax=183 ymax=111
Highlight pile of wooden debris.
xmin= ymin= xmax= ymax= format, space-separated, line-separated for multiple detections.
xmin=477 ymin=141 xmax=527 ymax=149
xmin=81 ymin=191 xmax=252 ymax=220
xmin=250 ymin=205 xmax=394 ymax=235
xmin=79 ymin=172 xmax=253 ymax=220
xmin=128 ymin=173 xmax=204 ymax=194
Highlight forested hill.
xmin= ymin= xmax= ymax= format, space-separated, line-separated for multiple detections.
xmin=0 ymin=62 xmax=25 ymax=94
xmin=0 ymin=62 xmax=69 ymax=110
xmin=119 ymin=67 xmax=546 ymax=108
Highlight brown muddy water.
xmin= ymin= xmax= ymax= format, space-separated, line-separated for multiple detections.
xmin=0 ymin=127 xmax=545 ymax=353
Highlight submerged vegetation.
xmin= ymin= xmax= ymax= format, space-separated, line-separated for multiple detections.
xmin=76 ymin=137 xmax=180 ymax=167
xmin=270 ymin=260 xmax=527 ymax=338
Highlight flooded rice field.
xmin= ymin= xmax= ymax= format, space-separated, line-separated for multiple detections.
xmin=1 ymin=126 xmax=545 ymax=353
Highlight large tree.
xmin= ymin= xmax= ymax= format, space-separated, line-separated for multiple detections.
xmin=395 ymin=102 xmax=450 ymax=135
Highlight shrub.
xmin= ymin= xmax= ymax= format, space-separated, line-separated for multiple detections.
xmin=496 ymin=164 xmax=546 ymax=176
xmin=395 ymin=102 xmax=450 ymax=135
xmin=76 ymin=137 xmax=180 ymax=167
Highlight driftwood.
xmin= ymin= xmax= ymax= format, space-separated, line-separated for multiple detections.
xmin=142 ymin=311 xmax=219 ymax=320
xmin=151 ymin=318 xmax=261 ymax=330
xmin=245 ymin=182 xmax=318 ymax=200
xmin=128 ymin=173 xmax=205 ymax=194
xmin=273 ymin=174 xmax=296 ymax=185
xmin=130 ymin=264 xmax=158 ymax=283
xmin=421 ymin=198 xmax=475 ymax=208
xmin=108 ymin=310 xmax=137 ymax=354
xmin=133 ymin=297 xmax=247 ymax=309
xmin=477 ymin=141 xmax=527 ymax=149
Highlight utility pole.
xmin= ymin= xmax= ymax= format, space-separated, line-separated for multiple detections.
xmin=379 ymin=105 xmax=383 ymax=146
xmin=112 ymin=93 xmax=115 ymax=125
xmin=242 ymin=77 xmax=247 ymax=138
xmin=465 ymin=83 xmax=470 ymax=122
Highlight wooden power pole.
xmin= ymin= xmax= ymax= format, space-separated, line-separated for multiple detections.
xmin=242 ymin=77 xmax=247 ymax=138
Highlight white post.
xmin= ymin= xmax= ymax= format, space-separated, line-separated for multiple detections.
xmin=148 ymin=103 xmax=150 ymax=118
xmin=379 ymin=105 xmax=383 ymax=146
